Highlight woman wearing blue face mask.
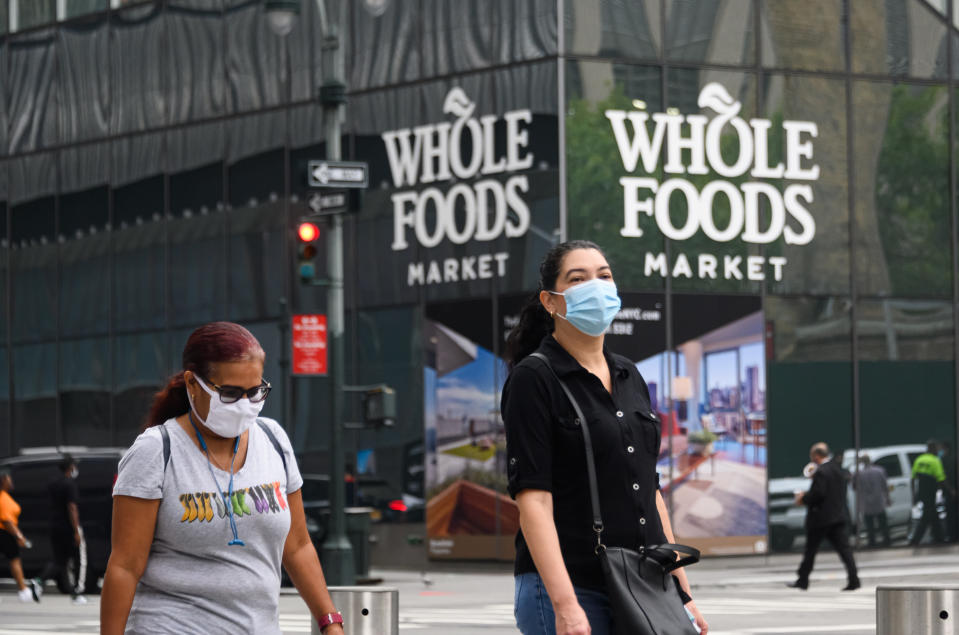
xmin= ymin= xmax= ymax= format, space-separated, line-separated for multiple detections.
xmin=101 ymin=322 xmax=344 ymax=635
xmin=503 ymin=241 xmax=708 ymax=635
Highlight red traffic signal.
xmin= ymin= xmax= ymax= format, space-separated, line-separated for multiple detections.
xmin=297 ymin=221 xmax=320 ymax=242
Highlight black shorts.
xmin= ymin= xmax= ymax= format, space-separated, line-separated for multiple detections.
xmin=0 ymin=529 xmax=19 ymax=559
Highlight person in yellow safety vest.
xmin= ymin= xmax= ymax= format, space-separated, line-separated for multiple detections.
xmin=909 ymin=440 xmax=951 ymax=545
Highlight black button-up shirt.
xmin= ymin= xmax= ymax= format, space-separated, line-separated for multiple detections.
xmin=503 ymin=335 xmax=667 ymax=591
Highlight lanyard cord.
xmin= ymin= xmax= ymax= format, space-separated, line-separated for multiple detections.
xmin=188 ymin=412 xmax=245 ymax=547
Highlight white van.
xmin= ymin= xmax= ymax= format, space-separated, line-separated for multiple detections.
xmin=768 ymin=444 xmax=927 ymax=550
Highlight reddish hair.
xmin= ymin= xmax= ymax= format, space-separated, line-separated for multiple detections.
xmin=144 ymin=322 xmax=265 ymax=429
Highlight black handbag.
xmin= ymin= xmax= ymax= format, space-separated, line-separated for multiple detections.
xmin=530 ymin=353 xmax=700 ymax=635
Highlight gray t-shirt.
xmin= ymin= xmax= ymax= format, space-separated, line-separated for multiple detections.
xmin=113 ymin=417 xmax=304 ymax=635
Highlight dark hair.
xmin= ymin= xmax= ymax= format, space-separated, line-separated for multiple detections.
xmin=59 ymin=454 xmax=75 ymax=472
xmin=144 ymin=322 xmax=264 ymax=429
xmin=504 ymin=240 xmax=605 ymax=369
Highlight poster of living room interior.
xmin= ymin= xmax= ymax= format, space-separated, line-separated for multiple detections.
xmin=638 ymin=309 xmax=769 ymax=555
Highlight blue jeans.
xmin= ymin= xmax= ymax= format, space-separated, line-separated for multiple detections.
xmin=514 ymin=572 xmax=613 ymax=635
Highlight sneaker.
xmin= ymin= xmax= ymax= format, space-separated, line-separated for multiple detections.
xmin=842 ymin=580 xmax=861 ymax=591
xmin=18 ymin=588 xmax=33 ymax=603
xmin=29 ymin=578 xmax=42 ymax=602
xmin=71 ymin=595 xmax=88 ymax=605
xmin=786 ymin=580 xmax=808 ymax=590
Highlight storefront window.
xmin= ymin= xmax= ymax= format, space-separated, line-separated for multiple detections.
xmin=113 ymin=332 xmax=165 ymax=443
xmin=14 ymin=0 xmax=54 ymax=31
xmin=857 ymin=298 xmax=956 ymax=546
xmin=564 ymin=0 xmax=659 ymax=61
xmin=851 ymin=0 xmax=948 ymax=79
xmin=666 ymin=0 xmax=755 ymax=66
xmin=854 ymin=81 xmax=950 ymax=298
xmin=13 ymin=343 xmax=56 ymax=446
xmin=760 ymin=0 xmax=844 ymax=72
xmin=60 ymin=337 xmax=110 ymax=446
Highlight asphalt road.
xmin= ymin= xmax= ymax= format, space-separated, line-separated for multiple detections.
xmin=2 ymin=545 xmax=957 ymax=634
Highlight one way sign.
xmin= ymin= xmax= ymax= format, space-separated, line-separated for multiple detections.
xmin=308 ymin=160 xmax=368 ymax=189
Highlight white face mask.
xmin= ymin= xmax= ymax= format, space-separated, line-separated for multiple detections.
xmin=189 ymin=375 xmax=264 ymax=438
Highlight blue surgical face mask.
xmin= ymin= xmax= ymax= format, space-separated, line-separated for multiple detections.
xmin=550 ymin=278 xmax=622 ymax=337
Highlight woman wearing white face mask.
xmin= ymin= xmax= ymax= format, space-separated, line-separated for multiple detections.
xmin=503 ymin=241 xmax=708 ymax=635
xmin=101 ymin=322 xmax=344 ymax=635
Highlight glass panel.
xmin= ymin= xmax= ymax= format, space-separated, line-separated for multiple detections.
xmin=765 ymin=296 xmax=853 ymax=552
xmin=854 ymin=81 xmax=950 ymax=298
xmin=16 ymin=0 xmax=54 ymax=30
xmin=852 ymin=0 xmax=948 ymax=78
xmin=114 ymin=331 xmax=165 ymax=444
xmin=64 ymin=0 xmax=109 ymax=19
xmin=13 ymin=342 xmax=57 ymax=447
xmin=59 ymin=11 xmax=110 ymax=143
xmin=8 ymin=28 xmax=59 ymax=153
xmin=0 ymin=348 xmax=8 ymax=457
xmin=60 ymin=337 xmax=110 ymax=446
xmin=113 ymin=133 xmax=165 ymax=332
xmin=762 ymin=73 xmax=849 ymax=295
xmin=349 ymin=0 xmax=421 ymax=90
xmin=760 ymin=0 xmax=844 ymax=72
xmin=857 ymin=298 xmax=956 ymax=546
xmin=564 ymin=0 xmax=660 ymax=60
xmin=166 ymin=1 xmax=227 ymax=123
xmin=566 ymin=60 xmax=664 ymax=292
xmin=10 ymin=154 xmax=57 ymax=344
xmin=666 ymin=0 xmax=755 ymax=66
xmin=60 ymin=144 xmax=110 ymax=337
xmin=225 ymin=0 xmax=284 ymax=113
xmin=111 ymin=2 xmax=166 ymax=134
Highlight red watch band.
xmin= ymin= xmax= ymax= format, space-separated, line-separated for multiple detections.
xmin=318 ymin=612 xmax=344 ymax=630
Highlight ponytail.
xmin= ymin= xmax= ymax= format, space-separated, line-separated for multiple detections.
xmin=144 ymin=372 xmax=189 ymax=430
xmin=505 ymin=292 xmax=553 ymax=370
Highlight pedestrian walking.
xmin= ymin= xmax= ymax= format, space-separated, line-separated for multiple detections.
xmin=0 ymin=471 xmax=42 ymax=602
xmin=34 ymin=454 xmax=87 ymax=603
xmin=100 ymin=322 xmax=344 ymax=635
xmin=852 ymin=455 xmax=891 ymax=547
xmin=789 ymin=443 xmax=859 ymax=591
xmin=502 ymin=240 xmax=708 ymax=635
xmin=938 ymin=442 xmax=957 ymax=542
xmin=909 ymin=439 xmax=949 ymax=545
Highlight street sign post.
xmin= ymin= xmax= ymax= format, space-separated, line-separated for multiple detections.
xmin=308 ymin=160 xmax=369 ymax=188
xmin=292 ymin=314 xmax=328 ymax=376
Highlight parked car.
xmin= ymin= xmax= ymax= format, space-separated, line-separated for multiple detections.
xmin=0 ymin=446 xmax=127 ymax=593
xmin=768 ymin=444 xmax=926 ymax=550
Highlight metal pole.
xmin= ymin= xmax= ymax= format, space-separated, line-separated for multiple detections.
xmin=317 ymin=0 xmax=355 ymax=586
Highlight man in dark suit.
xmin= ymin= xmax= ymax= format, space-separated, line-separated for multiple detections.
xmin=788 ymin=442 xmax=860 ymax=591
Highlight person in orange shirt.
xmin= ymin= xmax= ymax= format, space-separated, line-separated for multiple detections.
xmin=0 ymin=470 xmax=42 ymax=602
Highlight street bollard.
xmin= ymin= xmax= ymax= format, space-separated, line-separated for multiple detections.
xmin=311 ymin=586 xmax=399 ymax=635
xmin=877 ymin=586 xmax=959 ymax=635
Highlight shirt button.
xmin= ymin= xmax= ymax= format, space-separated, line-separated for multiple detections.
xmin=616 ymin=411 xmax=624 ymax=418
xmin=632 ymin=483 xmax=640 ymax=491
xmin=639 ymin=517 xmax=647 ymax=525
xmin=627 ymin=446 xmax=635 ymax=454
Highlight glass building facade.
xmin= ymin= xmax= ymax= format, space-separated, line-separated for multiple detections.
xmin=2 ymin=0 xmax=958 ymax=559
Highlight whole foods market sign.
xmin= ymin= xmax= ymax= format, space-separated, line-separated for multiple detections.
xmin=382 ymin=88 xmax=533 ymax=287
xmin=606 ymin=83 xmax=819 ymax=282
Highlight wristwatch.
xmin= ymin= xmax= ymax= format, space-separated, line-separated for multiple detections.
xmin=318 ymin=611 xmax=344 ymax=631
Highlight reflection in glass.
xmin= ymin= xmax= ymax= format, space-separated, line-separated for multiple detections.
xmin=853 ymin=82 xmax=950 ymax=298
xmin=111 ymin=3 xmax=166 ymax=133
xmin=760 ymin=0 xmax=844 ymax=72
xmin=60 ymin=337 xmax=110 ymax=446
xmin=15 ymin=0 xmax=54 ymax=31
xmin=113 ymin=332 xmax=165 ymax=444
xmin=59 ymin=12 xmax=111 ymax=143
xmin=13 ymin=342 xmax=57 ymax=447
xmin=565 ymin=0 xmax=659 ymax=60
xmin=851 ymin=0 xmax=948 ymax=78
xmin=666 ymin=0 xmax=754 ymax=65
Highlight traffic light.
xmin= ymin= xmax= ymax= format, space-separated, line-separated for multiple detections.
xmin=297 ymin=221 xmax=320 ymax=284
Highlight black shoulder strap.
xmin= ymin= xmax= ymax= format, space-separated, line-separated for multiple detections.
xmin=257 ymin=419 xmax=288 ymax=474
xmin=529 ymin=353 xmax=605 ymax=538
xmin=160 ymin=424 xmax=171 ymax=471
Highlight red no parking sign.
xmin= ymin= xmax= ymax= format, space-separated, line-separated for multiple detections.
xmin=292 ymin=314 xmax=327 ymax=376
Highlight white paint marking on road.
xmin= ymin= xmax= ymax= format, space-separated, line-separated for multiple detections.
xmin=709 ymin=624 xmax=875 ymax=634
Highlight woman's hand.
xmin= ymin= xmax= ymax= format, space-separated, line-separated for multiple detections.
xmin=554 ymin=598 xmax=591 ymax=635
xmin=320 ymin=625 xmax=344 ymax=635
xmin=686 ymin=599 xmax=708 ymax=633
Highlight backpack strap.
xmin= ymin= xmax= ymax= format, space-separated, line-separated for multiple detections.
xmin=160 ymin=423 xmax=171 ymax=471
xmin=257 ymin=419 xmax=288 ymax=474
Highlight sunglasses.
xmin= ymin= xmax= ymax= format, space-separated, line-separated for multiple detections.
xmin=202 ymin=377 xmax=272 ymax=404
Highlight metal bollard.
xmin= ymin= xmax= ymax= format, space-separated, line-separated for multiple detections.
xmin=877 ymin=586 xmax=959 ymax=635
xmin=311 ymin=586 xmax=399 ymax=635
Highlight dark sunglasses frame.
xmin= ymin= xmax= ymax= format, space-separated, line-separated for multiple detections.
xmin=202 ymin=377 xmax=272 ymax=404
